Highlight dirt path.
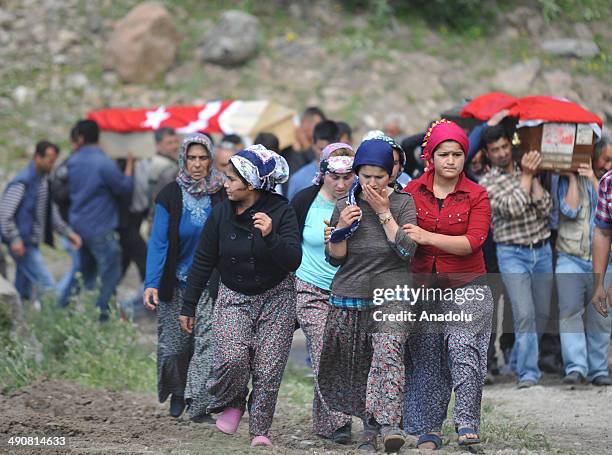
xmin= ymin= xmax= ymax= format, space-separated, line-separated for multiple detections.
xmin=2 ymin=371 xmax=611 ymax=454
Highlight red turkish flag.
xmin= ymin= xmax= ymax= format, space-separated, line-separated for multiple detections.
xmin=87 ymin=101 xmax=235 ymax=133
xmin=460 ymin=92 xmax=517 ymax=121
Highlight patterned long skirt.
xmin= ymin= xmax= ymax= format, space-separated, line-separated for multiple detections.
xmin=318 ymin=304 xmax=408 ymax=426
xmin=295 ymin=278 xmax=352 ymax=437
xmin=404 ymin=284 xmax=494 ymax=434
xmin=206 ymin=275 xmax=296 ymax=437
xmin=185 ymin=290 xmax=215 ymax=418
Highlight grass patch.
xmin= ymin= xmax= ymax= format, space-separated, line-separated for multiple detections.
xmin=0 ymin=294 xmax=156 ymax=395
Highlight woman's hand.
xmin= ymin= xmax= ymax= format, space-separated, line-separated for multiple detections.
xmin=323 ymin=219 xmax=333 ymax=243
xmin=361 ymin=183 xmax=390 ymax=214
xmin=253 ymin=212 xmax=272 ymax=237
xmin=402 ymin=223 xmax=433 ymax=245
xmin=143 ymin=287 xmax=159 ymax=311
xmin=337 ymin=205 xmax=362 ymax=229
xmin=179 ymin=315 xmax=195 ymax=334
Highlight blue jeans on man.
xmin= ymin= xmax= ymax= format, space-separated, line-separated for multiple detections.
xmin=77 ymin=231 xmax=122 ymax=319
xmin=9 ymin=245 xmax=55 ymax=301
xmin=556 ymin=252 xmax=612 ymax=381
xmin=57 ymin=235 xmax=81 ymax=307
xmin=497 ymin=243 xmax=554 ymax=383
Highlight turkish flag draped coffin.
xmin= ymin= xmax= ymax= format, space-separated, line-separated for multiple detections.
xmin=460 ymin=93 xmax=602 ymax=171
xmin=88 ymin=101 xmax=296 ymax=158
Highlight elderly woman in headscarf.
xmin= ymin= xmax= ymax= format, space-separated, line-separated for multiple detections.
xmin=290 ymin=143 xmax=355 ymax=444
xmin=320 ymin=139 xmax=417 ymax=452
xmin=401 ymin=119 xmax=493 ymax=449
xmin=143 ymin=133 xmax=226 ymax=420
xmin=179 ymin=145 xmax=301 ymax=448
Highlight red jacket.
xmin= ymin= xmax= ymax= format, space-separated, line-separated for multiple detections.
xmin=403 ymin=172 xmax=491 ymax=282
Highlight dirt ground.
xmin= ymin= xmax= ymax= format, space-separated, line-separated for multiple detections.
xmin=3 ymin=261 xmax=612 ymax=454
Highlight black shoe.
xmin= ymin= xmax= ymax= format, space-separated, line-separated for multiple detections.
xmin=190 ymin=413 xmax=214 ymax=423
xmin=592 ymin=375 xmax=612 ymax=386
xmin=563 ymin=371 xmax=586 ymax=385
xmin=169 ymin=394 xmax=186 ymax=418
xmin=330 ymin=422 xmax=352 ymax=445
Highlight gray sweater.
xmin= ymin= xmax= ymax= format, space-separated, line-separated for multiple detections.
xmin=327 ymin=190 xmax=417 ymax=299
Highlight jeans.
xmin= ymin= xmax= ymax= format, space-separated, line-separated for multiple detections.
xmin=496 ymin=243 xmax=553 ymax=382
xmin=57 ymin=236 xmax=81 ymax=307
xmin=9 ymin=245 xmax=55 ymax=301
xmin=77 ymin=231 xmax=122 ymax=317
xmin=556 ymin=253 xmax=612 ymax=380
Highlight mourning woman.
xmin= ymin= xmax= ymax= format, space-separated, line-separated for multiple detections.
xmin=179 ymin=145 xmax=301 ymax=448
xmin=290 ymin=142 xmax=355 ymax=443
xmin=402 ymin=119 xmax=493 ymax=448
xmin=143 ymin=134 xmax=226 ymax=420
xmin=321 ymin=139 xmax=417 ymax=452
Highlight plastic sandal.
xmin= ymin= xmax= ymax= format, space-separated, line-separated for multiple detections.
xmin=457 ymin=427 xmax=481 ymax=445
xmin=417 ymin=433 xmax=443 ymax=450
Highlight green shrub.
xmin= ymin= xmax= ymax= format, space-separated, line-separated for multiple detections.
xmin=0 ymin=296 xmax=156 ymax=394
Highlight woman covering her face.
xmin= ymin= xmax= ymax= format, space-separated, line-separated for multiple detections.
xmin=179 ymin=145 xmax=301 ymax=448
xmin=290 ymin=143 xmax=356 ymax=443
xmin=321 ymin=139 xmax=417 ymax=452
xmin=401 ymin=119 xmax=493 ymax=449
xmin=143 ymin=133 xmax=226 ymax=421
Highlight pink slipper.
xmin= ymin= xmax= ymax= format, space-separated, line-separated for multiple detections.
xmin=251 ymin=436 xmax=272 ymax=447
xmin=215 ymin=407 xmax=243 ymax=434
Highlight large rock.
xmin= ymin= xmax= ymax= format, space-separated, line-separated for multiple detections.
xmin=541 ymin=39 xmax=599 ymax=59
xmin=493 ymin=59 xmax=540 ymax=94
xmin=104 ymin=2 xmax=180 ymax=83
xmin=0 ymin=275 xmax=21 ymax=336
xmin=199 ymin=10 xmax=259 ymax=66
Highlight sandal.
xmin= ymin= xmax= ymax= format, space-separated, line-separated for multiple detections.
xmin=357 ymin=430 xmax=378 ymax=452
xmin=417 ymin=433 xmax=443 ymax=450
xmin=457 ymin=427 xmax=480 ymax=445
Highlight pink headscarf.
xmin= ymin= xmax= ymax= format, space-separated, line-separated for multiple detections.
xmin=312 ymin=142 xmax=354 ymax=185
xmin=421 ymin=119 xmax=469 ymax=172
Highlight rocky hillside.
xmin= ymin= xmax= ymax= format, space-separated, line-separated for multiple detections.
xmin=0 ymin=0 xmax=610 ymax=173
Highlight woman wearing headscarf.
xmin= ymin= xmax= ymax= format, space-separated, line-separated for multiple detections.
xmin=320 ymin=139 xmax=417 ymax=452
xmin=143 ymin=133 xmax=226 ymax=420
xmin=290 ymin=143 xmax=355 ymax=444
xmin=179 ymin=145 xmax=301 ymax=448
xmin=401 ymin=119 xmax=493 ymax=449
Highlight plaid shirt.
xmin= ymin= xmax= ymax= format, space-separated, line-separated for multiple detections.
xmin=330 ymin=294 xmax=375 ymax=310
xmin=480 ymin=164 xmax=551 ymax=245
xmin=595 ymin=169 xmax=612 ymax=230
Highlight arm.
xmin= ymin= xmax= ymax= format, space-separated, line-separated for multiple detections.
xmin=326 ymin=204 xmax=348 ymax=265
xmin=144 ymin=204 xmax=170 ymax=290
xmin=387 ymin=195 xmax=417 ymax=261
xmin=262 ymin=207 xmax=303 ymax=272
xmin=50 ymin=202 xmax=72 ymax=237
xmin=466 ymin=123 xmax=487 ymax=165
xmin=0 ymin=183 xmax=25 ymax=247
xmin=557 ymin=175 xmax=581 ymax=219
xmin=101 ymin=158 xmax=134 ymax=197
xmin=181 ymin=209 xmax=220 ymax=317
xmin=531 ymin=177 xmax=552 ymax=218
xmin=591 ymin=227 xmax=612 ymax=316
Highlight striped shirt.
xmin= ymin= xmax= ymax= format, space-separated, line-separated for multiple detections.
xmin=0 ymin=178 xmax=70 ymax=245
xmin=595 ymin=169 xmax=612 ymax=229
xmin=480 ymin=164 xmax=551 ymax=245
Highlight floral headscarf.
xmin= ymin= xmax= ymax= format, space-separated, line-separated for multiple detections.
xmin=176 ymin=133 xmax=226 ymax=197
xmin=312 ymin=142 xmax=354 ymax=185
xmin=229 ymin=144 xmax=289 ymax=192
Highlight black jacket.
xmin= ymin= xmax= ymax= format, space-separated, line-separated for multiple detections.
xmin=155 ymin=182 xmax=226 ymax=302
xmin=290 ymin=184 xmax=321 ymax=238
xmin=181 ymin=191 xmax=302 ymax=317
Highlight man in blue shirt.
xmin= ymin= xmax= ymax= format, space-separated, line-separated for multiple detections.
xmin=287 ymin=120 xmax=339 ymax=200
xmin=66 ymin=120 xmax=134 ymax=321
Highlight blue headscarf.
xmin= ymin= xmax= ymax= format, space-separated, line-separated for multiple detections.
xmin=329 ymin=139 xmax=394 ymax=243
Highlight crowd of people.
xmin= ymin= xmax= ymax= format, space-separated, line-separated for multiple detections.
xmin=1 ymin=105 xmax=611 ymax=451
